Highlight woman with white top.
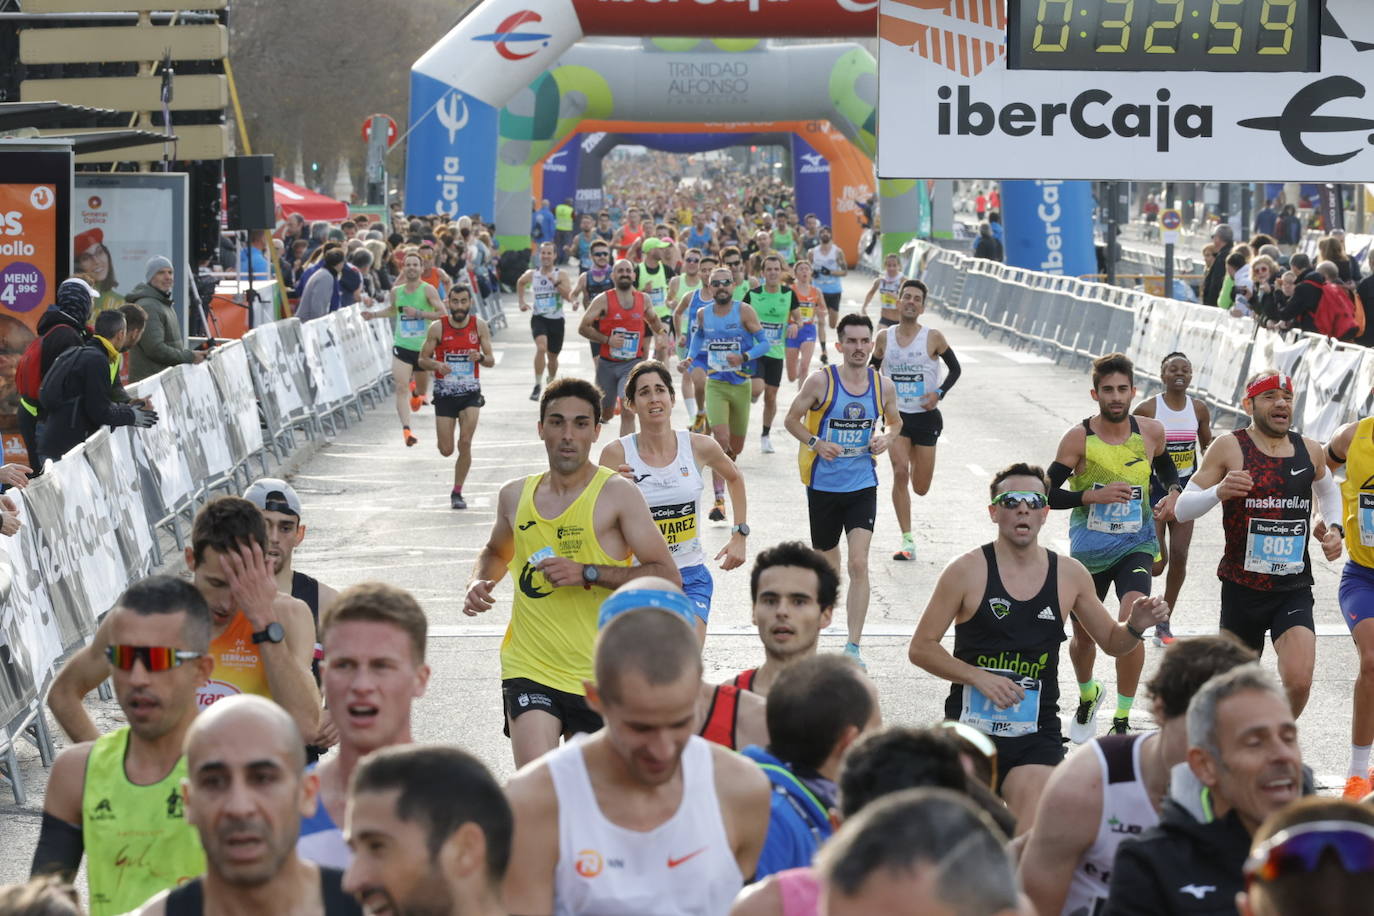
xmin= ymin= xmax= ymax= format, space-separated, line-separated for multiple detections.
xmin=598 ymin=360 xmax=749 ymax=641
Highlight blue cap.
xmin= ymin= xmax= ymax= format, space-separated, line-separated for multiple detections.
xmin=598 ymin=589 xmax=697 ymax=630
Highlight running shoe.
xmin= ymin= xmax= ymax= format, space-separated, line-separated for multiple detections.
xmin=843 ymin=642 xmax=867 ymax=671
xmin=819 ymin=351 xmax=829 ymax=365
xmin=1108 ymin=716 xmax=1130 ymax=736
xmin=893 ymin=533 xmax=916 ymax=561
xmin=760 ymin=434 xmax=775 ymax=454
xmin=708 ymin=499 xmax=726 ymax=522
xmin=409 ymin=395 xmax=423 ymax=412
xmin=1153 ymin=620 xmax=1176 ymax=647
xmin=402 ymin=427 xmax=418 ymax=448
xmin=1068 ymin=680 xmax=1104 ymax=745
xmin=451 ymin=491 xmax=467 ymax=510
xmin=529 ymin=384 xmax=541 ymax=402
xmin=691 ymin=413 xmax=709 ymax=434
xmin=1343 ymin=775 xmax=1372 ymax=800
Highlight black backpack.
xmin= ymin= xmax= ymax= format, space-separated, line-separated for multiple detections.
xmin=37 ymin=343 xmax=90 ymax=411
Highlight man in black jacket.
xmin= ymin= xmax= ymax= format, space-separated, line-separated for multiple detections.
xmin=1103 ymin=665 xmax=1303 ymax=915
xmin=18 ymin=278 xmax=95 ymax=463
xmin=1201 ymin=225 xmax=1234 ymax=306
xmin=35 ymin=309 xmax=157 ymax=465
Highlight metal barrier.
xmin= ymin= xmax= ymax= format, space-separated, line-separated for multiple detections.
xmin=906 ymin=239 xmax=1374 ymax=434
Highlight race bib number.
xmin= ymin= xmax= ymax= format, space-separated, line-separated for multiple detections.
xmin=826 ymin=417 xmax=875 ymax=458
xmin=1166 ymin=439 xmax=1196 ymax=474
xmin=959 ymin=670 xmax=1041 ymax=738
xmin=609 ymin=329 xmax=641 ymax=361
xmin=1360 ymin=494 xmax=1374 ymax=548
xmin=534 ymin=292 xmax=561 ymax=317
xmin=708 ymin=339 xmax=740 ymax=372
xmin=399 ymin=317 xmax=428 ymax=338
xmin=1245 ymin=518 xmax=1307 ymax=576
xmin=761 ymin=321 xmax=785 ymax=346
xmin=651 ymin=500 xmax=698 ymax=553
xmin=442 ymin=353 xmax=476 ymax=391
xmin=1086 ymin=484 xmax=1143 ymax=534
xmin=798 ymin=304 xmax=815 ymax=322
xmin=890 ymin=369 xmax=926 ymax=408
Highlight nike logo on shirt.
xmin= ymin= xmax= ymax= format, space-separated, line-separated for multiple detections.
xmin=668 ymin=848 xmax=707 ymax=869
xmin=1291 ymin=468 xmax=1310 ymax=476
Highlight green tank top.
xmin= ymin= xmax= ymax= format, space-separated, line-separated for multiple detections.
xmin=748 ymin=285 xmax=796 ymax=359
xmin=393 ymin=283 xmax=441 ymax=351
xmin=1068 ymin=417 xmax=1159 ymax=572
xmin=774 ymin=234 xmax=795 ymax=261
xmin=638 ymin=263 xmax=671 ymax=318
xmin=82 ymin=728 xmax=205 ymax=916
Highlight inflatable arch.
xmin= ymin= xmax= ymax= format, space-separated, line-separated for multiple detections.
xmin=405 ymin=1 xmax=924 ymax=254
xmin=531 ymin=120 xmax=877 ymax=262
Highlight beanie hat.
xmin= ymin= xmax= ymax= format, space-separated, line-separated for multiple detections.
xmin=145 ymin=256 xmax=173 ymax=283
xmin=55 ymin=278 xmax=95 ymax=326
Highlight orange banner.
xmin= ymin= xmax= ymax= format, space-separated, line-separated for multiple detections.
xmin=0 ymin=183 xmax=57 ymax=334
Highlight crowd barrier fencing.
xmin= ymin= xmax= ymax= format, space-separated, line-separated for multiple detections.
xmin=908 ymin=240 xmax=1374 ymax=444
xmin=0 ymin=287 xmax=506 ymax=804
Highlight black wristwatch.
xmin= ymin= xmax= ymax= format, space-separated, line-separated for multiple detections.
xmin=581 ymin=564 xmax=600 ymax=590
xmin=732 ymin=523 xmax=750 ymax=537
xmin=251 ymin=622 xmax=285 ymax=645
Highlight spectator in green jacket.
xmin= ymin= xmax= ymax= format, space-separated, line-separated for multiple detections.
xmin=125 ymin=256 xmax=203 ymax=383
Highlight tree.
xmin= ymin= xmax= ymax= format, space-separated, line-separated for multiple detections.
xmin=227 ymin=0 xmax=479 ymax=195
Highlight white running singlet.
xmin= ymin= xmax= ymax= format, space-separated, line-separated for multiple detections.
xmin=550 ymin=735 xmax=742 ymax=916
xmin=533 ymin=268 xmax=565 ymax=318
xmin=1153 ymin=394 xmax=1200 ymax=481
xmin=1063 ymin=733 xmax=1159 ymax=916
xmin=882 ymin=325 xmax=940 ymax=414
xmin=620 ymin=430 xmax=706 ymax=569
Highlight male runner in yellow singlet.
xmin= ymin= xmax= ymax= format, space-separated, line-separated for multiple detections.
xmin=463 ymin=377 xmax=679 ymax=767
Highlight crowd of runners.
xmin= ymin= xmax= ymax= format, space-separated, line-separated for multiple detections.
xmin=10 ymin=156 xmax=1374 ymax=916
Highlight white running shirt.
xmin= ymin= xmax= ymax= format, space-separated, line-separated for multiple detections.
xmin=621 ymin=430 xmax=706 ymax=569
xmin=550 ymin=735 xmax=742 ymax=916
xmin=882 ymin=325 xmax=940 ymax=414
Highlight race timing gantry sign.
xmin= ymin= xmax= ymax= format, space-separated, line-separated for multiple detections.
xmin=877 ymin=0 xmax=1374 ymax=181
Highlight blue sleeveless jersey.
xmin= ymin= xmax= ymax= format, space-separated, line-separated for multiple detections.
xmin=799 ymin=366 xmax=884 ymax=493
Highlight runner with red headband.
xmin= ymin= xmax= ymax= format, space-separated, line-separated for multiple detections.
xmin=1175 ymin=369 xmax=1345 ymax=717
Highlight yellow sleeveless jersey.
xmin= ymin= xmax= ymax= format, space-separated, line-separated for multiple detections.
xmin=1342 ymin=415 xmax=1374 ymax=569
xmin=502 ymin=466 xmax=629 ymax=695
xmin=81 ymin=728 xmax=205 ymax=916
xmin=1068 ymin=417 xmax=1159 ymax=572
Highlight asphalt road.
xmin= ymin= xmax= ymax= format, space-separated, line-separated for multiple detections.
xmin=0 ymin=270 xmax=1360 ymax=890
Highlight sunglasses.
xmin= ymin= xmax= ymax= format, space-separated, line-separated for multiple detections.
xmin=937 ymin=721 xmax=1000 ymax=792
xmin=1245 ymin=822 xmax=1374 ymax=884
xmin=990 ymin=490 xmax=1048 ymax=510
xmin=685 ymin=257 xmax=701 ymax=264
xmin=593 ymin=251 xmax=609 ymax=257
xmin=106 ymin=645 xmax=204 ymax=672
xmin=709 ymin=279 xmax=733 ymax=288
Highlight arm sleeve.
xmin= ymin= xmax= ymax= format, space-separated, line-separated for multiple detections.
xmin=1315 ymin=469 xmax=1343 ymax=526
xmin=1174 ymin=479 xmax=1221 ymax=522
xmin=743 ymin=328 xmax=771 ymax=361
xmin=31 ymin=812 xmax=83 ymax=879
xmin=1047 ymin=461 xmax=1083 ymax=510
xmin=938 ymin=348 xmax=961 ymax=397
xmin=1151 ymin=452 xmax=1180 ymax=491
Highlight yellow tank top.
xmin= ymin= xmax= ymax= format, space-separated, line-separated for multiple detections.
xmin=198 ymin=611 xmax=271 ymax=710
xmin=502 ymin=466 xmax=628 ymax=695
xmin=81 ymin=727 xmax=205 ymax=916
xmin=1341 ymin=416 xmax=1374 ymax=568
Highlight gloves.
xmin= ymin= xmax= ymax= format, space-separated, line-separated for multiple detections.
xmin=131 ymin=406 xmax=159 ymax=428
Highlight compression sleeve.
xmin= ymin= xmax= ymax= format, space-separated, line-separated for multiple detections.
xmin=743 ymin=328 xmax=771 ymax=361
xmin=938 ymin=348 xmax=961 ymax=398
xmin=1047 ymin=461 xmax=1083 ymax=510
xmin=1151 ymin=452 xmax=1181 ymax=492
xmin=31 ymin=813 xmax=82 ymax=879
xmin=1315 ymin=469 xmax=1343 ymax=527
xmin=1173 ymin=479 xmax=1221 ymax=522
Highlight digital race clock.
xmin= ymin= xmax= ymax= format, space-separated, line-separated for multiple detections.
xmin=1008 ymin=0 xmax=1320 ymax=73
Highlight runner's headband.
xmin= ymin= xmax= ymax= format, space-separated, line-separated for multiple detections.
xmin=1246 ymin=374 xmax=1293 ymax=400
xmin=598 ymin=589 xmax=696 ymax=630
